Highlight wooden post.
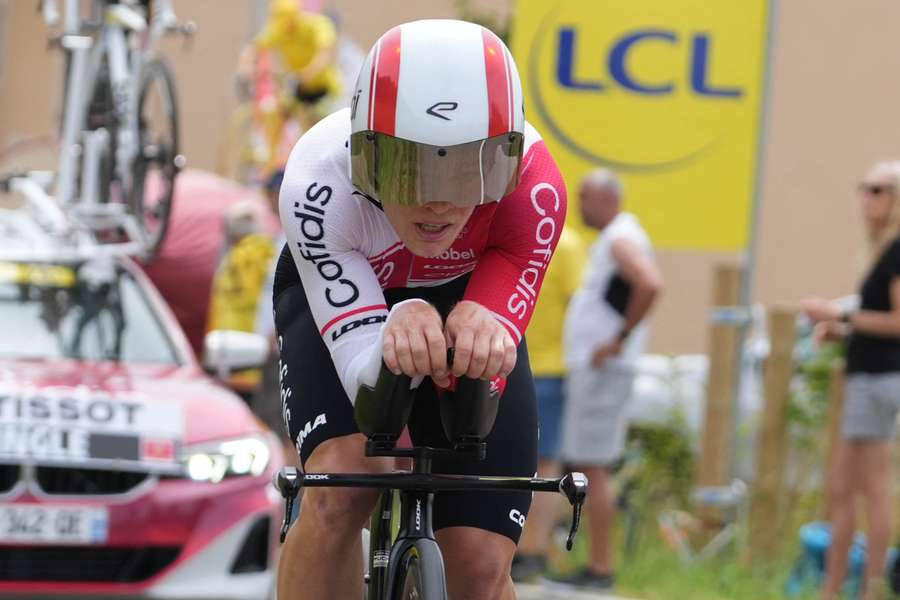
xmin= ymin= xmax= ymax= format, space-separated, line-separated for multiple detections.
xmin=821 ymin=364 xmax=845 ymax=521
xmin=696 ymin=263 xmax=743 ymax=504
xmin=749 ymin=305 xmax=797 ymax=561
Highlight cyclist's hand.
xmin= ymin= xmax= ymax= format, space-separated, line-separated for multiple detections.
xmin=445 ymin=300 xmax=516 ymax=380
xmin=382 ymin=301 xmax=450 ymax=387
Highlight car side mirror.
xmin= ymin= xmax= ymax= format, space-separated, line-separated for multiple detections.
xmin=203 ymin=330 xmax=269 ymax=379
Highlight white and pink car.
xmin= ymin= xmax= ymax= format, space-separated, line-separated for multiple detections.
xmin=0 ymin=253 xmax=284 ymax=599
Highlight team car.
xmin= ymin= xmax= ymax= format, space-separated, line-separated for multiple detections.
xmin=0 ymin=210 xmax=284 ymax=599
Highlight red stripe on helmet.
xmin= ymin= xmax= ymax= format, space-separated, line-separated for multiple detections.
xmin=372 ymin=26 xmax=402 ymax=135
xmin=367 ymin=41 xmax=378 ymax=130
xmin=482 ymin=29 xmax=510 ymax=138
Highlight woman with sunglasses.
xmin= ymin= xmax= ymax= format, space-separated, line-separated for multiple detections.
xmin=802 ymin=160 xmax=900 ymax=600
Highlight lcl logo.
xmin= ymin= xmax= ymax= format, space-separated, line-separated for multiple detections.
xmin=556 ymin=28 xmax=742 ymax=98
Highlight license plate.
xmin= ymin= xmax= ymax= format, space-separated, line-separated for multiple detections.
xmin=0 ymin=504 xmax=108 ymax=544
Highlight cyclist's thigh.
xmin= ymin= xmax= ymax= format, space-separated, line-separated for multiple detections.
xmin=274 ymin=272 xmax=361 ymax=468
xmin=408 ymin=340 xmax=538 ymax=544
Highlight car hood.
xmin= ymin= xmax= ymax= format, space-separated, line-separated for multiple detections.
xmin=0 ymin=358 xmax=262 ymax=445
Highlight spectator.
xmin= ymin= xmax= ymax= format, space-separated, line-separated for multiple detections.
xmin=207 ymin=200 xmax=276 ymax=399
xmin=551 ymin=168 xmax=662 ymax=591
xmin=512 ymin=225 xmax=586 ymax=582
xmin=141 ymin=169 xmax=279 ymax=358
xmin=802 ymin=160 xmax=900 ymax=600
xmin=235 ymin=0 xmax=342 ymax=175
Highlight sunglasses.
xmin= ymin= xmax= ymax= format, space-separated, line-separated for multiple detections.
xmin=859 ymin=183 xmax=895 ymax=196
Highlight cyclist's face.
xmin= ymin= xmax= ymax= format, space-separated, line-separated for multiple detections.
xmin=382 ymin=201 xmax=475 ymax=257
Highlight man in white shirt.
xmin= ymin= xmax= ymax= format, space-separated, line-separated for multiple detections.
xmin=555 ymin=168 xmax=662 ymax=590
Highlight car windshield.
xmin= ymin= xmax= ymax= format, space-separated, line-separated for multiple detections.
xmin=0 ymin=260 xmax=180 ymax=365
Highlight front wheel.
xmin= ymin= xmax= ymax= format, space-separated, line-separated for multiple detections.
xmin=129 ymin=58 xmax=181 ymax=260
xmin=391 ymin=540 xmax=447 ymax=600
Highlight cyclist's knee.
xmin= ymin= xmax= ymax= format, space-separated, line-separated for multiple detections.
xmin=300 ymin=486 xmax=379 ymax=534
xmin=440 ymin=528 xmax=515 ymax=599
xmin=298 ymin=434 xmax=392 ymax=534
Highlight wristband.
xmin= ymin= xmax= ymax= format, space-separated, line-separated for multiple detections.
xmin=839 ymin=310 xmax=853 ymax=324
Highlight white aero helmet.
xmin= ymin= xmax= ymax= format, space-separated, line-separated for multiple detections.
xmin=350 ymin=20 xmax=525 ymax=207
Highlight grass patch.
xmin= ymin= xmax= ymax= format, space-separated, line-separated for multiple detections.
xmin=544 ymin=510 xmax=821 ymax=600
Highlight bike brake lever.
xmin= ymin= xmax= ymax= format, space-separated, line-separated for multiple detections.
xmin=559 ymin=472 xmax=588 ymax=551
xmin=274 ymin=467 xmax=301 ymax=543
xmin=566 ymin=499 xmax=584 ymax=551
xmin=279 ymin=499 xmax=292 ymax=543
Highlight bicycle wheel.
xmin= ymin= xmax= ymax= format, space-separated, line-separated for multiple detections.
xmin=129 ymin=58 xmax=181 ymax=260
xmin=391 ymin=540 xmax=447 ymax=600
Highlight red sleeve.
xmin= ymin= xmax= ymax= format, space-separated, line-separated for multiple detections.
xmin=463 ymin=140 xmax=567 ymax=344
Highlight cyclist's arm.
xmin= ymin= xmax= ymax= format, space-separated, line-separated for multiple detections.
xmin=278 ymin=123 xmax=412 ymax=401
xmin=462 ymin=137 xmax=567 ymax=345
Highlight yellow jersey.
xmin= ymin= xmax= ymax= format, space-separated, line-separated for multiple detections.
xmin=255 ymin=7 xmax=342 ymax=98
xmin=207 ymin=233 xmax=276 ymax=333
xmin=525 ymin=227 xmax=586 ymax=377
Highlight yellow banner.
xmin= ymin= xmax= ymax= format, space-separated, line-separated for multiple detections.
xmin=511 ymin=0 xmax=770 ymax=250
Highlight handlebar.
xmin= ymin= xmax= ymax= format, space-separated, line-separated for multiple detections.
xmin=273 ymin=466 xmax=589 ymax=546
xmin=272 ymin=360 xmax=588 ymax=546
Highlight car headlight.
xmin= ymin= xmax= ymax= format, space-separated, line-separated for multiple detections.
xmin=181 ymin=435 xmax=271 ymax=483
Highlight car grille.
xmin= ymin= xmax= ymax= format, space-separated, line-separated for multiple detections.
xmin=0 ymin=546 xmax=181 ymax=582
xmin=36 ymin=467 xmax=150 ymax=495
xmin=0 ymin=464 xmax=19 ymax=493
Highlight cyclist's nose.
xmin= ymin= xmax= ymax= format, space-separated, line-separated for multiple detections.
xmin=423 ymin=201 xmax=454 ymax=215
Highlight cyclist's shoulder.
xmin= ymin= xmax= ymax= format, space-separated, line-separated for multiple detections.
xmin=495 ymin=120 xmax=564 ymax=210
xmin=289 ymin=107 xmax=350 ymax=155
xmin=518 ymin=121 xmax=562 ymax=185
xmin=522 ymin=120 xmax=544 ymax=152
xmin=282 ymin=109 xmax=352 ymax=187
xmin=280 ymin=109 xmax=378 ymax=250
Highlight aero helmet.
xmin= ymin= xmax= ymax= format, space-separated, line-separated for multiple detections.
xmin=350 ymin=20 xmax=524 ymax=207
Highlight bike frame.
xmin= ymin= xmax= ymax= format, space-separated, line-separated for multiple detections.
xmin=3 ymin=0 xmax=182 ymax=259
xmin=54 ymin=0 xmax=166 ymax=207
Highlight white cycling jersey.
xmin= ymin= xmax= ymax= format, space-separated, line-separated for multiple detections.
xmin=278 ymin=108 xmax=567 ymax=401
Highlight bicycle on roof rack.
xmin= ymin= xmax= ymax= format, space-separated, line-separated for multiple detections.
xmin=2 ymin=0 xmax=194 ymax=260
xmin=273 ymin=364 xmax=589 ymax=600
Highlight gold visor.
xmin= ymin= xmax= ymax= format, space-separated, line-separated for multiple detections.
xmin=350 ymin=131 xmax=524 ymax=207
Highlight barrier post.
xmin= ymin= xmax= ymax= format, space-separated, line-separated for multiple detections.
xmin=749 ymin=305 xmax=797 ymax=561
xmin=696 ymin=263 xmax=744 ymax=520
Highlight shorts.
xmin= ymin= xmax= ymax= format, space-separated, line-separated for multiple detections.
xmin=559 ymin=365 xmax=634 ymax=466
xmin=534 ymin=377 xmax=565 ymax=460
xmin=273 ymin=254 xmax=538 ymax=543
xmin=843 ymin=373 xmax=900 ymax=439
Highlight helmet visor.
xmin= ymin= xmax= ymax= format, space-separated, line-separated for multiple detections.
xmin=350 ymin=131 xmax=524 ymax=207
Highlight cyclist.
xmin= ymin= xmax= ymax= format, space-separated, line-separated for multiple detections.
xmin=274 ymin=20 xmax=566 ymax=600
xmin=243 ymin=0 xmax=343 ymax=175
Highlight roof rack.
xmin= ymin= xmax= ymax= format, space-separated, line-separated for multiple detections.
xmin=0 ymin=170 xmax=148 ymax=263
